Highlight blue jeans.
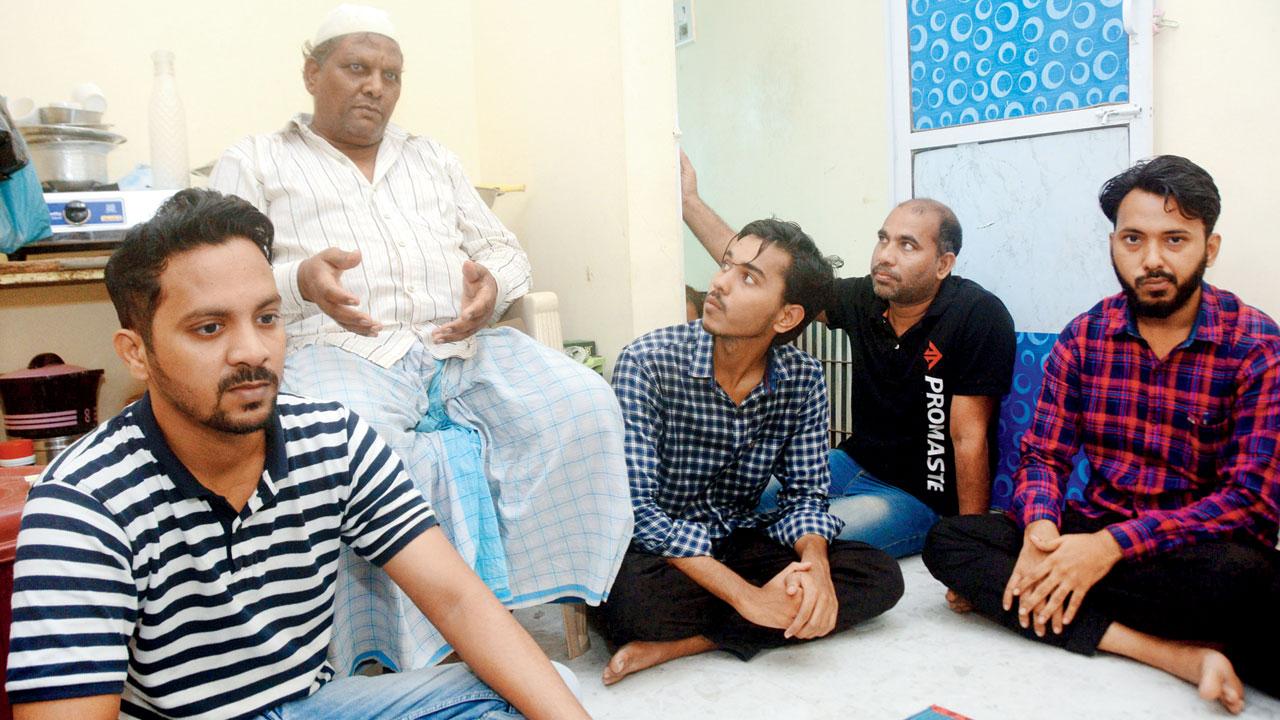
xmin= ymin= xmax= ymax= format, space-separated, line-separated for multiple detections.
xmin=757 ymin=449 xmax=938 ymax=558
xmin=253 ymin=663 xmax=577 ymax=719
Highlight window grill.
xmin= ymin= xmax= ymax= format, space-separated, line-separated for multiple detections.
xmin=794 ymin=322 xmax=852 ymax=448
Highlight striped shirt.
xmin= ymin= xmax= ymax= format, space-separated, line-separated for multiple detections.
xmin=1012 ymin=284 xmax=1280 ymax=560
xmin=613 ymin=322 xmax=843 ymax=558
xmin=6 ymin=393 xmax=437 ymax=719
xmin=209 ymin=115 xmax=532 ymax=368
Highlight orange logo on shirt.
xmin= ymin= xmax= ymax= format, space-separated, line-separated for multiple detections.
xmin=924 ymin=341 xmax=942 ymax=370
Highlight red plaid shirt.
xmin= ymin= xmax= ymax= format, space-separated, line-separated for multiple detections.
xmin=1013 ymin=284 xmax=1280 ymax=560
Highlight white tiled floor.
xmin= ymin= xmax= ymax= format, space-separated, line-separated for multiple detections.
xmin=517 ymin=557 xmax=1280 ymax=719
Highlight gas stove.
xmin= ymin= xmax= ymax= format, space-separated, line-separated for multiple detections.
xmin=8 ymin=189 xmax=175 ymax=260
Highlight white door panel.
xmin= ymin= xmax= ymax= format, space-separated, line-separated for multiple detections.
xmin=914 ymin=127 xmax=1129 ymax=332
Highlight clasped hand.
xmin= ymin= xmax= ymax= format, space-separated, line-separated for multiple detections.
xmin=1002 ymin=519 xmax=1122 ymax=637
xmin=735 ymin=560 xmax=838 ymax=640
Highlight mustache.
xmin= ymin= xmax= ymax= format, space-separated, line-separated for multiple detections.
xmin=1137 ymin=270 xmax=1177 ymax=285
xmin=872 ymin=263 xmax=900 ymax=281
xmin=217 ymin=366 xmax=279 ymax=394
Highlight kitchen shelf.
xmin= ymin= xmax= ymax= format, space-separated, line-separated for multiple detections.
xmin=0 ymin=262 xmax=106 ymax=289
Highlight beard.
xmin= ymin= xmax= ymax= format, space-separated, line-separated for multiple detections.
xmin=1114 ymin=253 xmax=1208 ymax=319
xmin=151 ymin=361 xmax=279 ymax=435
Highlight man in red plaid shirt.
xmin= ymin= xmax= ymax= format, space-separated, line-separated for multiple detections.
xmin=923 ymin=155 xmax=1280 ymax=715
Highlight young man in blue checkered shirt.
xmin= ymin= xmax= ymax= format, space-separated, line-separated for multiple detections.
xmin=601 ymin=218 xmax=904 ymax=684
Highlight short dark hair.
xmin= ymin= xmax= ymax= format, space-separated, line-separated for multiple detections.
xmin=1099 ymin=155 xmax=1221 ymax=234
xmin=901 ymin=198 xmax=962 ymax=256
xmin=105 ymin=188 xmax=274 ymax=344
xmin=729 ymin=218 xmax=834 ymax=347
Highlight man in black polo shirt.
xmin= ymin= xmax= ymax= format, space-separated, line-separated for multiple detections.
xmin=680 ymin=151 xmax=1015 ymax=558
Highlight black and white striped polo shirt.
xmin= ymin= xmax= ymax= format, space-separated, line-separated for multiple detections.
xmin=6 ymin=393 xmax=436 ymax=719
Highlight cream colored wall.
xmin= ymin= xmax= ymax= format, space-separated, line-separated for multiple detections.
xmin=676 ymin=1 xmax=892 ymax=290
xmin=1154 ymin=0 xmax=1280 ymax=318
xmin=472 ymin=0 xmax=682 ymax=373
xmin=618 ymin=1 xmax=688 ymax=340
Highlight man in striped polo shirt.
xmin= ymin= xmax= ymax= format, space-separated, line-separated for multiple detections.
xmin=6 ymin=189 xmax=588 ymax=720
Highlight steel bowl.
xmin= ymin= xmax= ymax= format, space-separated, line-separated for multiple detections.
xmin=20 ymin=125 xmax=125 ymax=188
xmin=26 ymin=140 xmax=117 ymax=188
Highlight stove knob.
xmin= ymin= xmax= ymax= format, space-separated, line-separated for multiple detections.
xmin=63 ymin=200 xmax=90 ymax=225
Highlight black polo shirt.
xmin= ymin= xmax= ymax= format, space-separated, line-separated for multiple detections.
xmin=826 ymin=274 xmax=1015 ymax=516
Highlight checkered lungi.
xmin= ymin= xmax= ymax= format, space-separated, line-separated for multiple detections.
xmin=284 ymin=327 xmax=632 ymax=672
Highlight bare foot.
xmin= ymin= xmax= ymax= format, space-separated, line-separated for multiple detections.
xmin=602 ymin=636 xmax=715 ymax=686
xmin=1194 ymin=648 xmax=1245 ymax=715
xmin=945 ymin=588 xmax=973 ymax=614
xmin=602 ymin=642 xmax=664 ymax=686
xmin=1100 ymin=623 xmax=1245 ymax=715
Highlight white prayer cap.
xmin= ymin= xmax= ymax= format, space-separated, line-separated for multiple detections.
xmin=313 ymin=4 xmax=399 ymax=46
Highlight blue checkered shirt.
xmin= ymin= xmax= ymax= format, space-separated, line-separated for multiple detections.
xmin=613 ymin=322 xmax=844 ymax=558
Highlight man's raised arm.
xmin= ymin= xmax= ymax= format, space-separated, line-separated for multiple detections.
xmin=680 ymin=150 xmax=736 ymax=262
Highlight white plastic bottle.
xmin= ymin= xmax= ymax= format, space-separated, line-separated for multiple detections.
xmin=149 ymin=50 xmax=189 ymax=190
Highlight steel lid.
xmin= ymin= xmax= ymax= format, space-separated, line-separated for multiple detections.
xmin=19 ymin=124 xmax=126 ymax=145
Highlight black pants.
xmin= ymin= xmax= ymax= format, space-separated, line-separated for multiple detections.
xmin=923 ymin=512 xmax=1280 ymax=696
xmin=600 ymin=530 xmax=904 ymax=660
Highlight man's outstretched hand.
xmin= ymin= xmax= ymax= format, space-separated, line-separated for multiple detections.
xmin=298 ymin=248 xmax=382 ymax=336
xmin=432 ymin=260 xmax=498 ymax=343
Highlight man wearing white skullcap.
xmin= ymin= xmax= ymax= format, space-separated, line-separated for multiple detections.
xmin=312 ymin=3 xmax=399 ymax=46
xmin=210 ymin=2 xmax=631 ymax=716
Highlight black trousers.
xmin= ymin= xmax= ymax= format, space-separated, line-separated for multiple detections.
xmin=923 ymin=511 xmax=1280 ymax=696
xmin=600 ymin=530 xmax=904 ymax=660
